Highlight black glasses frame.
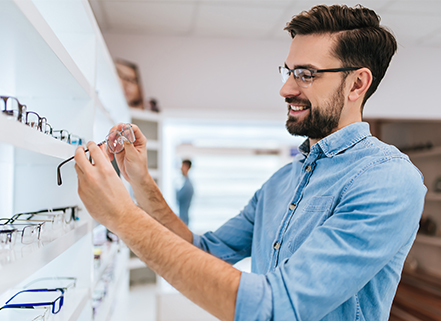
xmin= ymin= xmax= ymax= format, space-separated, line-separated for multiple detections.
xmin=9 ymin=206 xmax=79 ymax=224
xmin=56 ymin=124 xmax=135 ymax=186
xmin=0 ymin=96 xmax=27 ymax=121
xmin=24 ymin=110 xmax=48 ymax=133
xmin=279 ymin=66 xmax=362 ymax=87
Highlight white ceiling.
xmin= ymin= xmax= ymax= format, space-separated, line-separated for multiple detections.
xmin=89 ymin=0 xmax=441 ymax=48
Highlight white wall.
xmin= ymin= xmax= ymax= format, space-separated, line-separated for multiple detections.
xmin=103 ymin=33 xmax=441 ymax=120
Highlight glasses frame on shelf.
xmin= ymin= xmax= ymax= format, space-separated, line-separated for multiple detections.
xmin=0 ymin=95 xmax=27 ymax=121
xmin=0 ymin=288 xmax=65 ymax=314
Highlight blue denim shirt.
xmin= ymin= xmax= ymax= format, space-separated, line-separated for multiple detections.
xmin=193 ymin=122 xmax=426 ymax=321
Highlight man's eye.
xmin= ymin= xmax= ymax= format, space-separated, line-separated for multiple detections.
xmin=298 ymin=72 xmax=312 ymax=80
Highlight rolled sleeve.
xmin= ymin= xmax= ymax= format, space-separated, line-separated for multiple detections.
xmin=192 ymin=232 xmax=202 ymax=247
xmin=235 ymin=272 xmax=273 ymax=321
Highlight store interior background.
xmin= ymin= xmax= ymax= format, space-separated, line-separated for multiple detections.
xmin=89 ymin=0 xmax=441 ymax=232
xmin=96 ymin=0 xmax=441 ymax=320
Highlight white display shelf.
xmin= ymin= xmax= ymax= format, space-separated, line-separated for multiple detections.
xmin=0 ymin=288 xmax=90 ymax=321
xmin=1 ymin=0 xmax=131 ymax=317
xmin=93 ymin=246 xmax=129 ymax=321
xmin=0 ymin=219 xmax=92 ymax=294
xmin=30 ymin=0 xmax=96 ymax=87
xmin=93 ymin=241 xmax=120 ymax=289
xmin=127 ymin=257 xmax=146 ymax=270
xmin=149 ymin=169 xmax=160 ymax=179
xmin=147 ymin=140 xmax=161 ymax=150
xmin=0 ymin=113 xmax=76 ymax=160
xmin=54 ymin=288 xmax=90 ymax=321
xmin=130 ymin=108 xmax=162 ymax=122
xmin=0 ymin=1 xmax=92 ymax=99
xmin=94 ymin=93 xmax=115 ymax=124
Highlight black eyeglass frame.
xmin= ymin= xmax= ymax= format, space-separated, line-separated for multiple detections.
xmin=9 ymin=206 xmax=79 ymax=225
xmin=278 ymin=66 xmax=366 ymax=87
xmin=56 ymin=124 xmax=135 ymax=186
xmin=23 ymin=110 xmax=48 ymax=133
xmin=0 ymin=96 xmax=27 ymax=121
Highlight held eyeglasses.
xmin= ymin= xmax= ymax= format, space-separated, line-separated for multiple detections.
xmin=278 ymin=66 xmax=362 ymax=88
xmin=57 ymin=123 xmax=136 ymax=185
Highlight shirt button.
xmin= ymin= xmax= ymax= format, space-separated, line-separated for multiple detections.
xmin=305 ymin=165 xmax=312 ymax=172
xmin=273 ymin=242 xmax=280 ymax=250
xmin=289 ymin=204 xmax=296 ymax=210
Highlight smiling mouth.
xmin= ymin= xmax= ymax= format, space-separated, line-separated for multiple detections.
xmin=290 ymin=105 xmax=309 ymax=111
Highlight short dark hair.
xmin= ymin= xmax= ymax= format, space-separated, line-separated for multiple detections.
xmin=182 ymin=159 xmax=192 ymax=169
xmin=285 ymin=4 xmax=397 ymax=109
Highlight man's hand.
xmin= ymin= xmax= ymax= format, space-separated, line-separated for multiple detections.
xmin=74 ymin=129 xmax=239 ymax=321
xmin=106 ymin=123 xmax=149 ymax=188
xmin=74 ymin=141 xmax=137 ymax=232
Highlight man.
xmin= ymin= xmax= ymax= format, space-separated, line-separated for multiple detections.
xmin=74 ymin=4 xmax=426 ymax=321
xmin=176 ymin=159 xmax=194 ymax=226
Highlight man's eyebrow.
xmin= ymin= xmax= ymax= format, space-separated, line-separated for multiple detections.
xmin=284 ymin=63 xmax=319 ymax=70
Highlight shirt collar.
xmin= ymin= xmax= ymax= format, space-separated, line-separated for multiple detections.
xmin=298 ymin=122 xmax=371 ymax=157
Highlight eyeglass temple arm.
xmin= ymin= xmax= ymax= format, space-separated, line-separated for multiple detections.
xmin=57 ymin=141 xmax=105 ymax=186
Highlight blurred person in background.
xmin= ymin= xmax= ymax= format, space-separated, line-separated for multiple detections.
xmin=176 ymin=159 xmax=194 ymax=226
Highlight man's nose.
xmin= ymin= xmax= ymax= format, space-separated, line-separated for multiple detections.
xmin=279 ymin=73 xmax=301 ymax=98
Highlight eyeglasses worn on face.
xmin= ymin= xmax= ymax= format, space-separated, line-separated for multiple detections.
xmin=278 ymin=66 xmax=362 ymax=88
xmin=56 ymin=123 xmax=136 ymax=186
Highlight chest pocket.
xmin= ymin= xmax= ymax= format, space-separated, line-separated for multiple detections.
xmin=287 ymin=196 xmax=334 ymax=254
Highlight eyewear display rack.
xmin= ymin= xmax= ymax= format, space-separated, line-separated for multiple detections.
xmin=366 ymin=118 xmax=441 ymax=320
xmin=0 ymin=1 xmax=131 ymax=320
xmin=128 ymin=108 xmax=163 ymax=283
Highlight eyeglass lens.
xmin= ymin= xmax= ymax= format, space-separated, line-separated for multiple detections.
xmin=0 ymin=229 xmax=17 ymax=249
xmin=106 ymin=124 xmax=135 ymax=153
xmin=279 ymin=67 xmax=312 ymax=88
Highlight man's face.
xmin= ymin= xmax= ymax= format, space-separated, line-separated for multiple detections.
xmin=280 ymin=34 xmax=349 ymax=140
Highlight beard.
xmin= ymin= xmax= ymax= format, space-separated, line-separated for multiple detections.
xmin=285 ymin=81 xmax=345 ymax=139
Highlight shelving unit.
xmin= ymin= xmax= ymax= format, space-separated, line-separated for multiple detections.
xmin=0 ymin=0 xmax=131 ymax=320
xmin=128 ymin=108 xmax=162 ymax=285
xmin=130 ymin=108 xmax=163 ymax=187
xmin=366 ymin=118 xmax=441 ymax=318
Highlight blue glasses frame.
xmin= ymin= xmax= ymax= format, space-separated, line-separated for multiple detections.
xmin=1 ymin=288 xmax=65 ymax=314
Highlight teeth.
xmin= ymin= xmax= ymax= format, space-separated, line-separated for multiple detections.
xmin=290 ymin=105 xmax=308 ymax=111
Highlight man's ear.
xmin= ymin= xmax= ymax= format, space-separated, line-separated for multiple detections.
xmin=348 ymin=68 xmax=373 ymax=102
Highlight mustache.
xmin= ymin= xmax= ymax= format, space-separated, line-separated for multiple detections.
xmin=285 ymin=97 xmax=311 ymax=106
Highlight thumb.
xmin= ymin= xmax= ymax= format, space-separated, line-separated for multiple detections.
xmin=123 ymin=139 xmax=137 ymax=158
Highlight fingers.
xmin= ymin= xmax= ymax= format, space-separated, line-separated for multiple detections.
xmin=87 ymin=142 xmax=111 ymax=166
xmin=130 ymin=124 xmax=146 ymax=145
xmin=74 ymin=145 xmax=90 ymax=174
xmin=99 ymin=142 xmax=111 ymax=161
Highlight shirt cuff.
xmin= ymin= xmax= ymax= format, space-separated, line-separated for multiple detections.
xmin=192 ymin=232 xmax=202 ymax=248
xmin=235 ymin=272 xmax=273 ymax=321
